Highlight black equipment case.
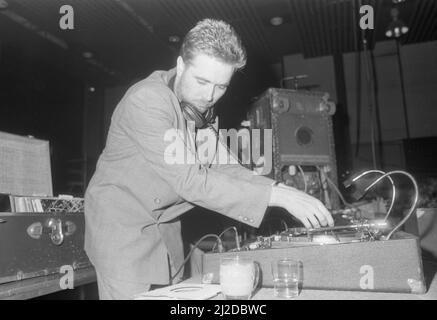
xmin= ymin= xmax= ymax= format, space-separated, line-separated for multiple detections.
xmin=0 ymin=131 xmax=91 ymax=284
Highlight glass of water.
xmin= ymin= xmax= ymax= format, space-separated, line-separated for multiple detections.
xmin=271 ymin=259 xmax=302 ymax=299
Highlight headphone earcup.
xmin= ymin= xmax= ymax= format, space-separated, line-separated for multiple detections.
xmin=181 ymin=102 xmax=215 ymax=129
xmin=203 ymin=108 xmax=215 ymax=126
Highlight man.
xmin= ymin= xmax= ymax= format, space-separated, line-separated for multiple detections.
xmin=84 ymin=18 xmax=334 ymax=300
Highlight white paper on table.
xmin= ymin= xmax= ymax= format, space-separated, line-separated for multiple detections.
xmin=134 ymin=283 xmax=221 ymax=300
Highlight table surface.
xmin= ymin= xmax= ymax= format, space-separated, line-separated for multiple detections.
xmin=1 ymin=262 xmax=435 ymax=300
xmin=182 ymin=260 xmax=437 ymax=300
xmin=0 ymin=267 xmax=96 ymax=300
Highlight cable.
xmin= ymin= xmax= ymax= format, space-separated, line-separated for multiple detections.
xmin=348 ymin=170 xmax=396 ymax=222
xmin=353 ymin=0 xmax=362 ymax=157
xmin=205 ymin=124 xmax=220 ymax=167
xmin=178 ymin=121 xmax=220 ymax=170
xmin=315 ymin=166 xmax=332 ymax=209
xmin=358 ymin=0 xmax=378 ymax=170
xmin=171 ymin=233 xmax=223 ymax=282
xmin=318 ymin=166 xmax=356 ymax=210
xmin=211 ymin=226 xmax=240 ymax=253
xmin=356 ymin=170 xmax=419 ymax=240
xmin=395 ymin=40 xmax=410 ymax=139
xmin=324 ymin=172 xmax=352 ymax=208
xmin=296 ymin=165 xmax=308 ymax=193
xmin=364 ymin=39 xmax=378 ymax=169
xmin=208 ymin=125 xmax=244 ymax=167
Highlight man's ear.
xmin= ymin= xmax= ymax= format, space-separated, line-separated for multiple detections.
xmin=176 ymin=56 xmax=185 ymax=76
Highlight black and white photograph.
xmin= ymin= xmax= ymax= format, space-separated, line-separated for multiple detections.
xmin=0 ymin=0 xmax=436 ymax=304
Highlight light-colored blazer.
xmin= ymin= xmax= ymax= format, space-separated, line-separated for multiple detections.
xmin=84 ymin=68 xmax=274 ymax=285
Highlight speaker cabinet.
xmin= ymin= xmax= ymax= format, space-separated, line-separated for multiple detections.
xmin=248 ymin=88 xmax=339 ymax=209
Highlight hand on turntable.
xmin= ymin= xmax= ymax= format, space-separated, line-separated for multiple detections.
xmin=269 ymin=184 xmax=334 ymax=228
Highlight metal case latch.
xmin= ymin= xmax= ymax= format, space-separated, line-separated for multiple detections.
xmin=45 ymin=218 xmax=64 ymax=245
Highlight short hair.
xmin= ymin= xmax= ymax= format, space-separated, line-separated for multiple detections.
xmin=180 ymin=18 xmax=247 ymax=70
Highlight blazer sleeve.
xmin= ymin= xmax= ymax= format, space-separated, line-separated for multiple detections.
xmin=118 ymin=85 xmax=272 ymax=228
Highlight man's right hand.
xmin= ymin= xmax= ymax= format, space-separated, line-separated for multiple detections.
xmin=269 ymin=185 xmax=334 ymax=229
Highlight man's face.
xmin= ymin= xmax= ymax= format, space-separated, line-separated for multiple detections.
xmin=175 ymin=53 xmax=235 ymax=114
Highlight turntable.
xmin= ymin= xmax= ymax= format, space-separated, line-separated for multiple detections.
xmin=200 ymin=170 xmax=426 ymax=294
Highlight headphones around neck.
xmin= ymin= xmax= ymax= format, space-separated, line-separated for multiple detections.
xmin=180 ymin=101 xmax=216 ymax=130
xmin=168 ymin=73 xmax=216 ymax=129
